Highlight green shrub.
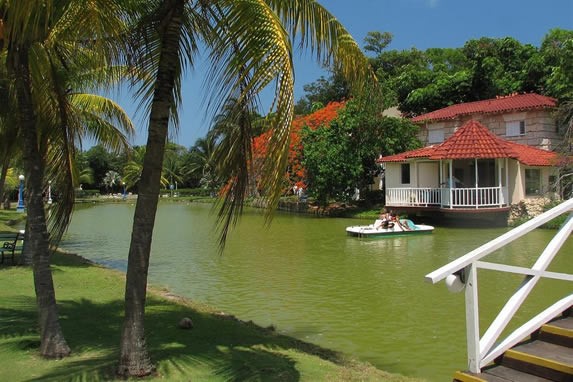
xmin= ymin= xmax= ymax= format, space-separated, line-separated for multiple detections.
xmin=75 ymin=189 xmax=100 ymax=198
xmin=175 ymin=188 xmax=212 ymax=197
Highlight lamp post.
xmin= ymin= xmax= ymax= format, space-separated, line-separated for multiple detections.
xmin=16 ymin=174 xmax=25 ymax=212
xmin=122 ymin=182 xmax=127 ymax=200
xmin=47 ymin=180 xmax=53 ymax=204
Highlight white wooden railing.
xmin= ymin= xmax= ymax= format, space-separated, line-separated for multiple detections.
xmin=425 ymin=198 xmax=573 ymax=373
xmin=386 ymin=187 xmax=441 ymax=206
xmin=386 ymin=186 xmax=507 ymax=208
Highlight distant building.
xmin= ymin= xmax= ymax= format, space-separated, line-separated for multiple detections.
xmin=377 ymin=94 xmax=567 ymax=226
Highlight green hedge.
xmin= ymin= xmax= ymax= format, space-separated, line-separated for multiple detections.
xmin=172 ymin=188 xmax=212 ymax=197
xmin=75 ymin=189 xmax=101 ymax=198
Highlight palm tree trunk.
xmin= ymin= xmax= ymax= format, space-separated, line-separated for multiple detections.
xmin=117 ymin=0 xmax=184 ymax=377
xmin=8 ymin=43 xmax=70 ymax=358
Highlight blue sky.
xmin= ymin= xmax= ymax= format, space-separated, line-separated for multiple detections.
xmin=112 ymin=0 xmax=573 ymax=149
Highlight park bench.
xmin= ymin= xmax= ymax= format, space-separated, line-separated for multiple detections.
xmin=0 ymin=231 xmax=24 ymax=264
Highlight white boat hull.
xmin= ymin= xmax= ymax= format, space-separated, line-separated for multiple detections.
xmin=346 ymin=219 xmax=434 ymax=238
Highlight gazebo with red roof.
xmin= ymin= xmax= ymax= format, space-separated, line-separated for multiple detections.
xmin=377 ymin=119 xmax=562 ymax=226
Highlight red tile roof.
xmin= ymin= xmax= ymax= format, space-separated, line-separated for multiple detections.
xmin=412 ymin=93 xmax=557 ymax=123
xmin=378 ymin=146 xmax=435 ymax=162
xmin=503 ymin=141 xmax=561 ymax=166
xmin=378 ymin=119 xmax=561 ymax=166
xmin=429 ymin=120 xmax=515 ymax=160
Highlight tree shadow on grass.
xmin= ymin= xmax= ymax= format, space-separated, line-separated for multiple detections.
xmin=1 ymin=293 xmax=346 ymax=382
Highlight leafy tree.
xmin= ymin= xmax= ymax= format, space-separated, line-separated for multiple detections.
xmin=294 ymin=71 xmax=350 ymax=115
xmin=364 ymin=31 xmax=573 ymax=116
xmin=363 ymin=31 xmax=393 ymax=55
xmin=302 ymin=100 xmax=421 ymax=204
xmin=541 ymin=29 xmax=573 ymax=100
xmin=301 ymin=120 xmax=362 ymax=203
xmin=252 ymin=101 xmax=346 ymax=196
xmin=85 ymin=144 xmax=129 ymax=190
xmin=117 ymin=0 xmax=372 ymax=377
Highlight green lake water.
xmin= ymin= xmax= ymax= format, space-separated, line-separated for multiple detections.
xmin=60 ymin=201 xmax=573 ymax=381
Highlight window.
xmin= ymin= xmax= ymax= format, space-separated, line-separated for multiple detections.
xmin=525 ymin=169 xmax=540 ymax=195
xmin=506 ymin=120 xmax=526 ymax=136
xmin=428 ymin=129 xmax=444 ymax=143
xmin=401 ymin=163 xmax=410 ymax=184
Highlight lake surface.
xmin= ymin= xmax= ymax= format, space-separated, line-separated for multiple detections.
xmin=60 ymin=202 xmax=573 ymax=381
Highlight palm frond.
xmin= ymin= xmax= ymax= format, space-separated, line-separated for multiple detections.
xmin=68 ymin=93 xmax=134 ymax=151
xmin=205 ymin=0 xmax=295 ymax=248
xmin=267 ymin=0 xmax=375 ymax=89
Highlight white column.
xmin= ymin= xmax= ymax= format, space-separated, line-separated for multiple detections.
xmin=465 ymin=263 xmax=481 ymax=373
xmin=440 ymin=160 xmax=444 ymax=207
xmin=498 ymin=159 xmax=502 ymax=207
xmin=474 ymin=158 xmax=479 ymax=209
xmin=505 ymin=158 xmax=509 ymax=205
xmin=449 ymin=160 xmax=453 ymax=209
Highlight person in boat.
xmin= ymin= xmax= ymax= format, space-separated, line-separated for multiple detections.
xmin=376 ymin=209 xmax=394 ymax=229
xmin=390 ymin=212 xmax=411 ymax=231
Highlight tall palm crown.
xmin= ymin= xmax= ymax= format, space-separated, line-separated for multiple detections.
xmin=126 ymin=0 xmax=372 ymax=240
xmin=118 ymin=0 xmax=374 ymax=376
xmin=0 ymin=0 xmax=135 ymax=359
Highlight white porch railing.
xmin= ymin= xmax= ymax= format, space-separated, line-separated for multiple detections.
xmin=425 ymin=198 xmax=573 ymax=373
xmin=386 ymin=187 xmax=441 ymax=206
xmin=386 ymin=186 xmax=508 ymax=208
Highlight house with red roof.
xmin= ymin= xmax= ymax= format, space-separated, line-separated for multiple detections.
xmin=412 ymin=93 xmax=560 ymax=150
xmin=377 ymin=93 xmax=566 ymax=225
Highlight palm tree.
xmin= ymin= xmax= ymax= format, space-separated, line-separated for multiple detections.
xmin=102 ymin=170 xmax=122 ymax=193
xmin=2 ymin=0 xmax=132 ymax=358
xmin=122 ymin=146 xmax=147 ymax=189
xmin=185 ymin=133 xmax=220 ymax=193
xmin=123 ymin=145 xmax=170 ymax=191
xmin=78 ymin=167 xmax=95 ymax=187
xmin=118 ymin=0 xmax=372 ymax=376
xmin=162 ymin=143 xmax=186 ymax=190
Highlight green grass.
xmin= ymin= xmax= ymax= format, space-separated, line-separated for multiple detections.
xmin=0 ymin=209 xmax=25 ymax=231
xmin=0 ymin=251 xmax=424 ymax=382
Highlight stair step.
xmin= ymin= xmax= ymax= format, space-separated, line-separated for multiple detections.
xmin=454 ymin=365 xmax=553 ymax=381
xmin=482 ymin=365 xmax=554 ymax=381
xmin=539 ymin=316 xmax=573 ymax=347
xmin=502 ymin=340 xmax=573 ymax=381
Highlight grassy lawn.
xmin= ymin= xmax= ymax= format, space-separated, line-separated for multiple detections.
xmin=0 ymin=230 xmax=425 ymax=381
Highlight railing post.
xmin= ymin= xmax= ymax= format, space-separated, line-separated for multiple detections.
xmin=465 ymin=263 xmax=481 ymax=373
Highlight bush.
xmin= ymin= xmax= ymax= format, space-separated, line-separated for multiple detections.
xmin=361 ymin=189 xmax=384 ymax=204
xmin=75 ymin=189 xmax=100 ymax=199
xmin=174 ymin=188 xmax=212 ymax=197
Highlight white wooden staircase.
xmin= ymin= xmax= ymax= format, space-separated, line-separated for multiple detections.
xmin=454 ymin=308 xmax=573 ymax=381
xmin=425 ymin=198 xmax=573 ymax=382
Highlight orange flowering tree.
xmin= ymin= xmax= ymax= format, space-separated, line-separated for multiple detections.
xmin=251 ymin=101 xmax=345 ymax=196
